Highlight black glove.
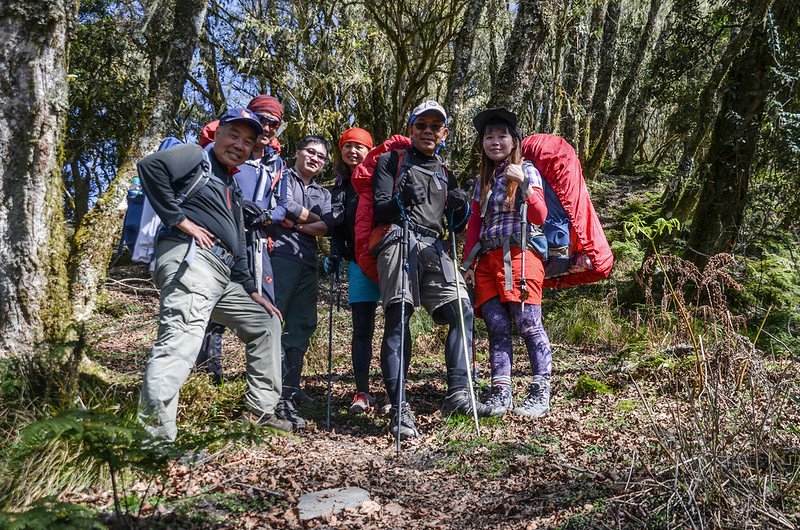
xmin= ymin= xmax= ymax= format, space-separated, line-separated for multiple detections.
xmin=250 ymin=210 xmax=273 ymax=227
xmin=242 ymin=200 xmax=262 ymax=225
xmin=446 ymin=188 xmax=471 ymax=233
xmin=447 ymin=188 xmax=470 ymax=212
xmin=401 ymin=179 xmax=426 ymax=206
xmin=243 ymin=200 xmax=272 ymax=227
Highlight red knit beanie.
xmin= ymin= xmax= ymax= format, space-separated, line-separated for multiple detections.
xmin=247 ymin=95 xmax=283 ymax=121
xmin=338 ymin=127 xmax=374 ymax=150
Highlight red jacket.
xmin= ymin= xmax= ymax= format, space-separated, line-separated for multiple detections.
xmin=352 ymin=135 xmax=411 ymax=282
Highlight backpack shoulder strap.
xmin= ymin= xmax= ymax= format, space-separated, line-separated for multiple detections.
xmin=176 ymin=149 xmax=212 ymax=204
xmin=391 ymin=149 xmax=412 ymax=191
xmin=513 ymin=159 xmax=538 ymax=209
xmin=270 ymin=156 xmax=284 ymax=193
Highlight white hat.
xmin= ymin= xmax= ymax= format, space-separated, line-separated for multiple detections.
xmin=409 ymin=100 xmax=448 ymax=124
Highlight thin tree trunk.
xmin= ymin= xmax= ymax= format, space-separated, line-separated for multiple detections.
xmin=578 ymin=0 xmax=608 ymax=160
xmin=686 ymin=28 xmax=772 ymax=266
xmin=0 ymin=0 xmax=75 ymax=358
xmin=584 ymin=0 xmax=663 ymax=181
xmin=660 ymin=0 xmax=775 ymax=220
xmin=444 ymin=0 xmax=486 ymax=144
xmin=71 ymin=158 xmax=91 ymax=224
xmin=68 ymin=0 xmax=208 ymax=323
xmin=490 ymin=0 xmax=548 ymax=111
xmin=560 ymin=13 xmax=585 ymax=144
xmin=617 ymin=85 xmax=646 ymax=172
xmin=549 ymin=15 xmax=567 ymax=134
xmin=198 ymin=24 xmax=226 ymax=115
xmin=589 ymin=0 xmax=620 ymax=149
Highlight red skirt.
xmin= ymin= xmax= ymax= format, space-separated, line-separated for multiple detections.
xmin=474 ymin=246 xmax=544 ymax=307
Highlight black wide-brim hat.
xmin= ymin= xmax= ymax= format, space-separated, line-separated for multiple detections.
xmin=472 ymin=107 xmax=522 ymax=140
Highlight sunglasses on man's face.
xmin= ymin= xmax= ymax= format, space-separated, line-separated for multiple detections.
xmin=412 ymin=121 xmax=444 ymax=133
xmin=256 ymin=114 xmax=281 ymax=128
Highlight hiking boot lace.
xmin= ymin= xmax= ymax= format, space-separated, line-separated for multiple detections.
xmin=484 ymin=385 xmax=512 ymax=409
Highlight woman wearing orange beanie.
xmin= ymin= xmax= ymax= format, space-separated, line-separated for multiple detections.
xmin=329 ymin=127 xmax=380 ymax=414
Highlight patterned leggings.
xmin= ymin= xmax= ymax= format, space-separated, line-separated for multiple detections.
xmin=481 ymin=296 xmax=552 ymax=383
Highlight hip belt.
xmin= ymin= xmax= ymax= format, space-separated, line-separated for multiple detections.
xmin=461 ymin=230 xmax=546 ymax=292
xmin=162 ymin=229 xmax=236 ymax=269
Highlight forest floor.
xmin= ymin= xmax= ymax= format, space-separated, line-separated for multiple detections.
xmin=83 ymin=273 xmax=662 ymax=529
xmin=48 ymin=173 xmax=799 ymax=529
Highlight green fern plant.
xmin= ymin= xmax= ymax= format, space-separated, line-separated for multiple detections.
xmin=0 ymin=497 xmax=103 ymax=529
xmin=0 ymin=409 xmax=179 ymax=516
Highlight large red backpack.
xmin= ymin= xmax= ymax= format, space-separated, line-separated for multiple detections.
xmin=352 ymin=133 xmax=613 ymax=288
xmin=522 ymin=134 xmax=613 ymax=287
xmin=352 ymin=135 xmax=412 ymax=282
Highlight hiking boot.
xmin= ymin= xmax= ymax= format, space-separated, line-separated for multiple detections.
xmin=482 ymin=385 xmax=513 ymax=417
xmin=240 ymin=409 xmax=294 ymax=433
xmin=349 ymin=392 xmax=376 ymax=415
xmin=389 ymin=402 xmax=419 ymax=440
xmin=276 ymin=398 xmax=307 ymax=430
xmin=441 ymin=388 xmax=491 ymax=418
xmin=293 ymin=387 xmax=314 ymax=405
xmin=513 ymin=377 xmax=551 ymax=418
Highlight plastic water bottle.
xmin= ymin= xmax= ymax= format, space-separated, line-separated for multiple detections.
xmin=568 ymin=252 xmax=593 ymax=273
xmin=127 ymin=177 xmax=143 ymax=200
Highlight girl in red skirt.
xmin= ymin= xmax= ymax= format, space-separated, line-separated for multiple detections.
xmin=462 ymin=107 xmax=553 ymax=418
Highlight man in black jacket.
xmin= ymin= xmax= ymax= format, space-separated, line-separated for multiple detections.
xmin=137 ymin=108 xmax=292 ymax=440
xmin=372 ymin=100 xmax=489 ymax=440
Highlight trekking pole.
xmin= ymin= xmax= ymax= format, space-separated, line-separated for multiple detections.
xmin=519 ymin=200 xmax=529 ymax=310
xmin=336 ymin=264 xmax=342 ymax=311
xmin=326 ymin=259 xmax=336 ymax=431
xmin=449 ymin=214 xmax=481 ymax=436
xmin=396 ymin=213 xmax=410 ymax=454
xmin=471 ymin=319 xmax=479 ymax=390
xmin=464 ymin=180 xmax=480 ymax=392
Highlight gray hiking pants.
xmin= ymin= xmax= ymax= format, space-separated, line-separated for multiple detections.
xmin=138 ymin=239 xmax=282 ymax=441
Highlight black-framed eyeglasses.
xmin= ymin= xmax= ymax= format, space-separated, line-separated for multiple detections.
xmin=256 ymin=114 xmax=281 ymax=128
xmin=303 ymin=147 xmax=328 ymax=162
xmin=412 ymin=121 xmax=444 ymax=133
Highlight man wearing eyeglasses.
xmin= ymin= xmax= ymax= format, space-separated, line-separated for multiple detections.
xmin=372 ymin=100 xmax=487 ymax=440
xmin=270 ymin=134 xmax=334 ymax=430
xmin=196 ymin=95 xmax=288 ymax=386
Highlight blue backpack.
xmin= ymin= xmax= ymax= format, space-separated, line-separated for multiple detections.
xmin=118 ymin=137 xmax=211 ymax=264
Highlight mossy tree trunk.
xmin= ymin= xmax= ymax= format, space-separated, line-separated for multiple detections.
xmin=577 ymin=0 xmax=608 ymax=160
xmin=660 ymin=0 xmax=775 ymax=222
xmin=444 ymin=0 xmax=486 ymax=153
xmin=559 ymin=12 xmax=585 ymax=145
xmin=685 ymin=27 xmax=772 ymax=266
xmin=489 ymin=0 xmax=547 ymax=111
xmin=588 ymin=0 xmax=620 ymax=152
xmin=0 ymin=0 xmax=75 ymax=358
xmin=584 ymin=0 xmax=663 ymax=181
xmin=68 ymin=0 xmax=208 ymax=323
xmin=617 ymin=85 xmax=646 ymax=172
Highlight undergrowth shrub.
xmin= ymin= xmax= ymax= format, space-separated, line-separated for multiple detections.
xmin=178 ymin=375 xmax=248 ymax=426
xmin=0 ymin=406 xmax=270 ymax=522
xmin=735 ymin=251 xmax=800 ymax=353
xmin=0 ymin=409 xmax=178 ymax=512
xmin=613 ymin=251 xmax=800 ymax=527
xmin=410 ymin=309 xmax=447 ymax=359
xmin=547 ymin=297 xmax=627 ymax=347
xmin=0 ymin=497 xmax=104 ymax=529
